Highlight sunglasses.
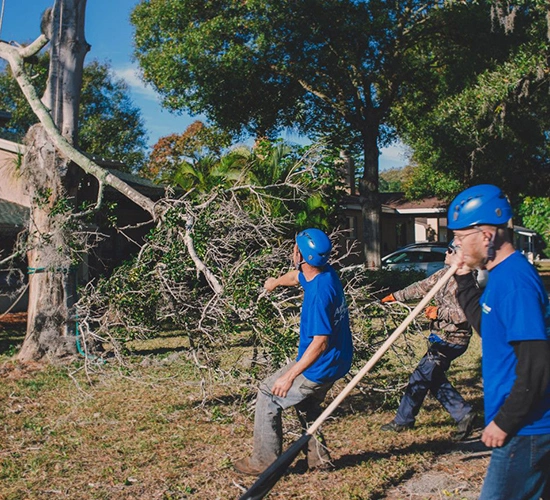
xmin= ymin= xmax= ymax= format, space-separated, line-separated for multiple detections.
xmin=447 ymin=240 xmax=457 ymax=254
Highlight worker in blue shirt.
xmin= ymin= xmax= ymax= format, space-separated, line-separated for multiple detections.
xmin=234 ymin=228 xmax=353 ymax=476
xmin=447 ymin=184 xmax=550 ymax=500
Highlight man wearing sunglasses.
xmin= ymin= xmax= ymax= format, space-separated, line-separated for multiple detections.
xmin=447 ymin=184 xmax=550 ymax=500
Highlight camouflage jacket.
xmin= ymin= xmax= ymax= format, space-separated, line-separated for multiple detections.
xmin=393 ymin=266 xmax=472 ymax=346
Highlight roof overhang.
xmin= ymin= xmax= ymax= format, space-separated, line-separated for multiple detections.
xmin=514 ymin=225 xmax=538 ymax=237
xmin=392 ymin=208 xmax=447 ymax=215
xmin=342 ymin=193 xmax=448 ymax=216
xmin=0 ymin=199 xmax=29 ymax=231
xmin=0 ymin=138 xmax=26 ymax=155
xmin=345 ymin=204 xmax=447 ymax=215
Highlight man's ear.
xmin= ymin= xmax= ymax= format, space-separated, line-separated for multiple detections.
xmin=480 ymin=226 xmax=496 ymax=242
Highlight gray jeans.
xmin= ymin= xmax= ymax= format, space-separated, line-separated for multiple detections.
xmin=249 ymin=361 xmax=333 ymax=469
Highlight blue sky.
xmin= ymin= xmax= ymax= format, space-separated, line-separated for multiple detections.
xmin=1 ymin=0 xmax=408 ymax=170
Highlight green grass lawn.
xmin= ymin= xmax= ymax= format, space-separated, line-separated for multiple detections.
xmin=0 ymin=324 xmax=485 ymax=500
xmin=1 ymin=257 xmax=547 ymax=498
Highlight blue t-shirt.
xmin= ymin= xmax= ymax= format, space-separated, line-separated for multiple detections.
xmin=480 ymin=251 xmax=550 ymax=434
xmin=296 ymin=265 xmax=353 ymax=384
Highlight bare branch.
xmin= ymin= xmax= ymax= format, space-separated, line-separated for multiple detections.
xmin=70 ymin=179 xmax=105 ymax=219
xmin=0 ymin=250 xmax=24 ymax=266
xmin=0 ymin=40 xmax=159 ymax=219
xmin=179 ymin=217 xmax=223 ymax=295
xmin=19 ymin=35 xmax=49 ymax=59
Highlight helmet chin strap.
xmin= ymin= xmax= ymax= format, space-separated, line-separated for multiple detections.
xmin=294 ymin=249 xmax=306 ymax=271
xmin=485 ymin=231 xmax=497 ymax=263
xmin=295 ymin=259 xmax=305 ymax=271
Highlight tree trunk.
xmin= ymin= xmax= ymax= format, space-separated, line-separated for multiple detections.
xmin=359 ymin=123 xmax=381 ymax=269
xmin=19 ymin=126 xmax=78 ymax=361
xmin=42 ymin=1 xmax=89 ymax=145
xmin=18 ymin=0 xmax=89 ymax=362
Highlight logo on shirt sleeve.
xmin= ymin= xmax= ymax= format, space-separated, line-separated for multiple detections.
xmin=334 ymin=302 xmax=349 ymax=326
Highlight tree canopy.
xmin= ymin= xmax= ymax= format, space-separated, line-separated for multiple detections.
xmin=131 ymin=0 xmax=456 ymax=147
xmin=142 ymin=120 xmax=233 ymax=184
xmin=393 ymin=1 xmax=550 ymax=202
xmin=0 ymin=57 xmax=148 ymax=171
xmin=132 ymin=0 xmax=470 ymax=265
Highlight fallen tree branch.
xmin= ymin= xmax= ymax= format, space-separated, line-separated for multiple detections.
xmin=179 ymin=215 xmax=223 ymax=295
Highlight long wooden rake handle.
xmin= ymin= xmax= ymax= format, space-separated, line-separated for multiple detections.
xmin=307 ymin=264 xmax=457 ymax=435
xmin=238 ymin=265 xmax=458 ymax=500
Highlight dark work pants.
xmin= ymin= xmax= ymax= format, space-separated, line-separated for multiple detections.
xmin=394 ymin=340 xmax=472 ymax=426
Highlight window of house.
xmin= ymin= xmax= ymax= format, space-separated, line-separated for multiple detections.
xmin=346 ymin=216 xmax=357 ymax=239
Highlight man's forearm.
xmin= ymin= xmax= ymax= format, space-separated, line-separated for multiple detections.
xmin=265 ymin=269 xmax=299 ymax=291
xmin=271 ymin=336 xmax=329 ymax=397
xmin=286 ymin=336 xmax=328 ymax=380
xmin=494 ymin=340 xmax=550 ymax=434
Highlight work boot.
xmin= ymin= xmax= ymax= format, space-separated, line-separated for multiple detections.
xmin=308 ymin=458 xmax=335 ymax=472
xmin=307 ymin=447 xmax=334 ymax=472
xmin=453 ymin=412 xmax=476 ymax=441
xmin=233 ymin=456 xmax=268 ymax=476
xmin=380 ymin=420 xmax=414 ymax=432
xmin=306 ymin=433 xmax=333 ymax=472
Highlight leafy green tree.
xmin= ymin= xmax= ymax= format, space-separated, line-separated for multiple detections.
xmin=143 ymin=120 xmax=233 ymax=183
xmin=148 ymin=124 xmax=340 ymax=229
xmin=146 ymin=121 xmax=239 ymax=193
xmin=0 ymin=56 xmax=148 ymax=170
xmin=394 ymin=1 xmax=550 ymax=201
xmin=131 ymin=0 xmax=461 ymax=266
xmin=379 ymin=166 xmax=415 ymax=193
xmin=0 ymin=57 xmax=48 ymax=140
xmin=518 ymin=196 xmax=550 ymax=255
xmin=401 ymin=164 xmax=464 ymax=201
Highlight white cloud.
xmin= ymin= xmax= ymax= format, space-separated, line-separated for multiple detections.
xmin=112 ymin=65 xmax=159 ymax=101
xmin=379 ymin=141 xmax=411 ymax=171
xmin=380 ymin=141 xmax=410 ymax=163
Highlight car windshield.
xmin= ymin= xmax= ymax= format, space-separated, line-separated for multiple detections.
xmin=384 ymin=249 xmax=446 ymax=265
xmin=384 ymin=252 xmax=411 ymax=264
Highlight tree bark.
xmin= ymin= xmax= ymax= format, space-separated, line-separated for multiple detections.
xmin=42 ymin=1 xmax=89 ymax=144
xmin=18 ymin=1 xmax=89 ymax=362
xmin=359 ymin=122 xmax=381 ymax=269
xmin=19 ymin=126 xmax=78 ymax=362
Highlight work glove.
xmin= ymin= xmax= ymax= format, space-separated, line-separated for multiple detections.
xmin=424 ymin=305 xmax=438 ymax=320
xmin=381 ymin=293 xmax=396 ymax=303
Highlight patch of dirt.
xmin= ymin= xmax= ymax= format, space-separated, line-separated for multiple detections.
xmin=384 ymin=433 xmax=490 ymax=499
xmin=0 ymin=360 xmax=45 ymax=379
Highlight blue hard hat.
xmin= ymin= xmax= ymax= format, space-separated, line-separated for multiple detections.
xmin=296 ymin=228 xmax=332 ymax=267
xmin=447 ymin=184 xmax=513 ymax=230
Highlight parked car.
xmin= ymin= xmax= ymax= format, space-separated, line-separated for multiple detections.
xmin=382 ymin=242 xmax=448 ymax=276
